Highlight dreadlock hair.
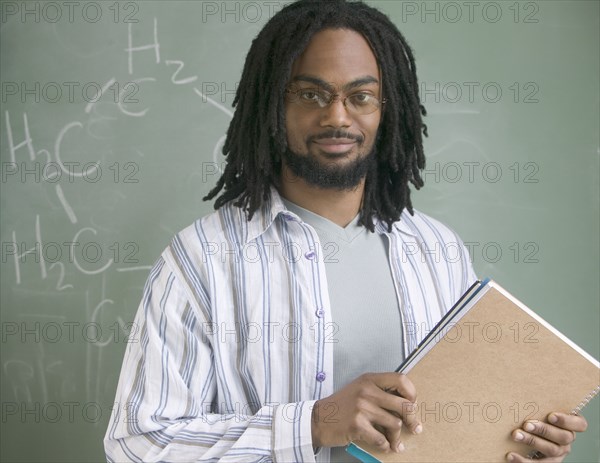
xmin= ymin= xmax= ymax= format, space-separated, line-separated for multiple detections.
xmin=203 ymin=0 xmax=427 ymax=232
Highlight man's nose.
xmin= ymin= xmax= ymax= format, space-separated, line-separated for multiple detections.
xmin=319 ymin=98 xmax=352 ymax=128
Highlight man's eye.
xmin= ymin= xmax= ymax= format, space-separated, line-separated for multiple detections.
xmin=349 ymin=93 xmax=374 ymax=106
xmin=299 ymin=89 xmax=326 ymax=103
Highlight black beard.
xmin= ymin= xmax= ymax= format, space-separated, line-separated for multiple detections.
xmin=281 ymin=145 xmax=375 ymax=190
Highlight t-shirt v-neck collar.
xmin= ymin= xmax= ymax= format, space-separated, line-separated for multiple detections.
xmin=281 ymin=197 xmax=366 ymax=243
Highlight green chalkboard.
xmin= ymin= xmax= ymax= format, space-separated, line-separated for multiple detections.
xmin=1 ymin=1 xmax=598 ymax=461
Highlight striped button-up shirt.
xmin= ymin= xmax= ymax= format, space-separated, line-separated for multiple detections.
xmin=104 ymin=187 xmax=477 ymax=462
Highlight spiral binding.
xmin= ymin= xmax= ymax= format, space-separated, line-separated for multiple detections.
xmin=571 ymin=385 xmax=600 ymax=415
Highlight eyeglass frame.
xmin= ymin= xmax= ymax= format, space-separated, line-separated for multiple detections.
xmin=284 ymin=84 xmax=386 ymax=116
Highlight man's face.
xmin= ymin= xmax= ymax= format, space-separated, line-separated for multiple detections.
xmin=283 ymin=28 xmax=382 ymax=189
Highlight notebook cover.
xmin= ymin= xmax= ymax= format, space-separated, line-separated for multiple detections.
xmin=348 ymin=281 xmax=600 ymax=462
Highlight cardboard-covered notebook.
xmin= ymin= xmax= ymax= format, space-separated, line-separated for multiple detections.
xmin=347 ymin=279 xmax=600 ymax=462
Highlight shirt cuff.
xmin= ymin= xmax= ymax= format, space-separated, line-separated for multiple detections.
xmin=272 ymin=400 xmax=318 ymax=463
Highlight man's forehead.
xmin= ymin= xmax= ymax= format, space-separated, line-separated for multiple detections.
xmin=288 ymin=28 xmax=380 ymax=84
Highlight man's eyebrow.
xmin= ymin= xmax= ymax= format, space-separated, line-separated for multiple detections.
xmin=290 ymin=75 xmax=379 ymax=92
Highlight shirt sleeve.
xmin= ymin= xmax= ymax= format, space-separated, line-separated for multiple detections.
xmin=103 ymin=256 xmax=318 ymax=463
xmin=460 ymin=239 xmax=479 ymax=287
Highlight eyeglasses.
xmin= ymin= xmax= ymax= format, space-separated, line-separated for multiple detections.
xmin=284 ymin=87 xmax=385 ymax=116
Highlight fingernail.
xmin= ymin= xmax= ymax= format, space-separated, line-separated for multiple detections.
xmin=397 ymin=442 xmax=405 ymax=452
xmin=414 ymin=424 xmax=423 ymax=434
xmin=506 ymin=453 xmax=515 ymax=462
xmin=514 ymin=431 xmax=524 ymax=441
xmin=548 ymin=413 xmax=558 ymax=424
xmin=524 ymin=422 xmax=535 ymax=432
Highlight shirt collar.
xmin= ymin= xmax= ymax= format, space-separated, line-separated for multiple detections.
xmin=376 ymin=214 xmax=416 ymax=237
xmin=243 ymin=186 xmax=288 ymax=244
xmin=243 ymin=185 xmax=417 ymax=243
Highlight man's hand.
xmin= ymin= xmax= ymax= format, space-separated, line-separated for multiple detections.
xmin=506 ymin=412 xmax=588 ymax=462
xmin=310 ymin=372 xmax=422 ymax=453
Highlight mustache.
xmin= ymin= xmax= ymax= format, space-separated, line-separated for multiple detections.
xmin=307 ymin=129 xmax=364 ymax=144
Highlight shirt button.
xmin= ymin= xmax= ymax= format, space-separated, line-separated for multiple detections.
xmin=304 ymin=250 xmax=316 ymax=260
xmin=283 ymin=214 xmax=295 ymax=221
xmin=316 ymin=371 xmax=326 ymax=382
xmin=315 ymin=308 xmax=325 ymax=318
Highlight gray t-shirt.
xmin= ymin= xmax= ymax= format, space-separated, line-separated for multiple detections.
xmin=281 ymin=198 xmax=404 ymax=462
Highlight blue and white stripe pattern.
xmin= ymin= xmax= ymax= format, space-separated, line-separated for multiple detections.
xmin=104 ymin=187 xmax=476 ymax=462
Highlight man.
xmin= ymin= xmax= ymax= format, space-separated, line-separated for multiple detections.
xmin=104 ymin=1 xmax=587 ymax=461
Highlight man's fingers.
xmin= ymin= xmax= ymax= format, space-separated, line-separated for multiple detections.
xmin=371 ymin=372 xmax=417 ymax=402
xmin=358 ymin=423 xmax=393 ymax=452
xmin=370 ymin=408 xmax=405 ymax=453
xmin=383 ymin=423 xmax=405 ymax=453
xmin=507 ymin=413 xmax=586 ymax=462
xmin=371 ymin=386 xmax=421 ymax=433
xmin=506 ymin=452 xmax=532 ymax=462
xmin=521 ymin=419 xmax=576 ymax=446
xmin=350 ymin=395 xmax=406 ymax=451
xmin=363 ymin=372 xmax=422 ymax=433
xmin=547 ymin=412 xmax=588 ymax=432
xmin=511 ymin=428 xmax=570 ymax=459
xmin=394 ymin=398 xmax=420 ymax=434
xmin=505 ymin=452 xmax=563 ymax=463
